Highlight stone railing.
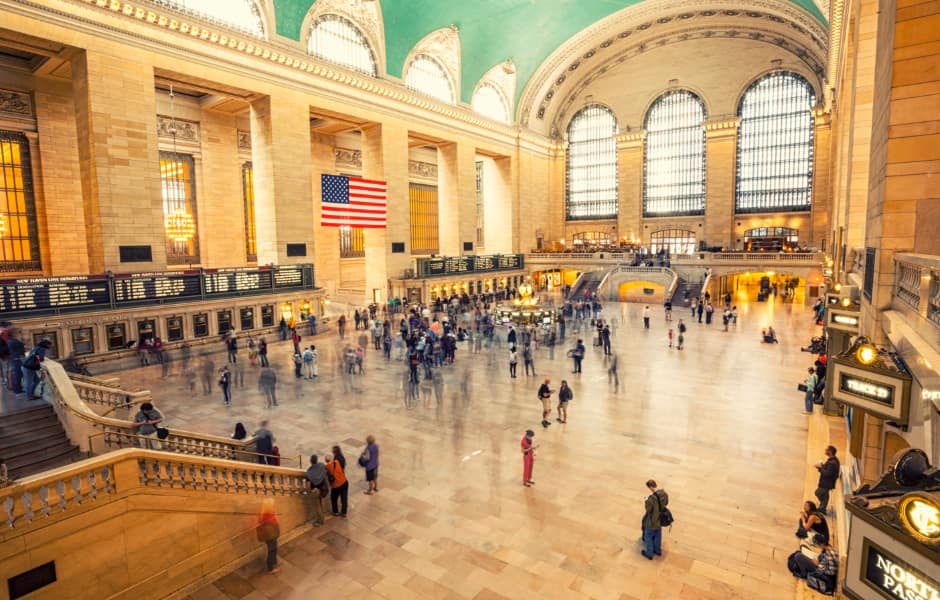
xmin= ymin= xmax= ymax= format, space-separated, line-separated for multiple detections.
xmin=72 ymin=378 xmax=152 ymax=413
xmin=40 ymin=360 xmax=260 ymax=461
xmin=893 ymin=254 xmax=940 ymax=329
xmin=527 ymin=251 xmax=822 ymax=265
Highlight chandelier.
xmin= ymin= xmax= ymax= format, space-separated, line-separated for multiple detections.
xmin=0 ymin=214 xmax=5 ymax=237
xmin=165 ymin=208 xmax=196 ymax=243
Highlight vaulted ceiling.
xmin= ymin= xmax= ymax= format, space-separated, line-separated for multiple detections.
xmin=270 ymin=0 xmax=828 ymax=105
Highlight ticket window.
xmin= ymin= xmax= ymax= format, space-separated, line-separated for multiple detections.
xmin=165 ymin=317 xmax=184 ymax=342
xmin=217 ymin=310 xmax=232 ymax=335
xmin=299 ymin=301 xmax=311 ymax=321
xmin=107 ymin=323 xmax=127 ymax=351
xmin=192 ymin=313 xmax=209 ymax=338
xmin=279 ymin=303 xmax=293 ymax=322
xmin=137 ymin=320 xmax=156 ymax=343
xmin=71 ymin=327 xmax=94 ymax=356
xmin=240 ymin=307 xmax=255 ymax=331
xmin=260 ymin=305 xmax=274 ymax=328
xmin=31 ymin=331 xmax=59 ymax=358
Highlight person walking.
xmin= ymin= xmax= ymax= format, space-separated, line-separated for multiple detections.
xmin=641 ymin=479 xmax=669 ymax=560
xmin=257 ymin=498 xmax=281 ymax=574
xmin=362 ymin=435 xmax=379 ymax=494
xmin=201 ymin=357 xmax=215 ymax=394
xmin=408 ymin=347 xmax=420 ymax=383
xmin=259 ymin=366 xmax=277 ymax=408
xmin=521 ymin=430 xmax=538 ymax=486
xmin=571 ymin=339 xmax=585 ymax=374
xmin=643 ymin=306 xmax=651 ymax=329
xmin=537 ymin=378 xmax=554 ymax=428
xmin=304 ymin=454 xmax=328 ymax=527
xmin=254 ymin=421 xmax=276 ymax=465
xmin=325 ymin=453 xmax=349 ymax=517
xmin=696 ymin=301 xmax=704 ymax=323
xmin=508 ymin=345 xmax=518 ymax=378
xmin=303 ymin=346 xmax=315 ymax=379
xmin=667 ymin=329 xmax=673 ymax=348
xmin=705 ymin=302 xmax=714 ymax=325
xmin=677 ymin=320 xmax=686 ymax=350
xmin=338 ymin=314 xmax=347 ymax=340
xmin=601 ymin=324 xmax=611 ymax=355
xmin=292 ymin=351 xmax=303 ymax=379
xmin=814 ymin=445 xmax=840 ymax=514
xmin=556 ymin=380 xmax=572 ymax=423
xmin=523 ymin=343 xmax=535 ymax=376
xmin=690 ymin=297 xmax=698 ymax=318
xmin=22 ymin=339 xmax=51 ymax=399
xmin=803 ymin=367 xmax=818 ymax=414
xmin=133 ymin=401 xmax=164 ymax=450
xmin=664 ymin=299 xmax=672 ymax=322
xmin=226 ymin=335 xmax=238 ymax=363
xmin=219 ymin=365 xmax=232 ymax=405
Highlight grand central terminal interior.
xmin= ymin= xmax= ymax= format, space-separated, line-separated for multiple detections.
xmin=0 ymin=0 xmax=937 ymax=599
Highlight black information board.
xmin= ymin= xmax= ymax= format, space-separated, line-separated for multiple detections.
xmin=273 ymin=266 xmax=305 ymax=288
xmin=204 ymin=268 xmax=274 ymax=295
xmin=415 ymin=254 xmax=524 ymax=278
xmin=0 ymin=276 xmax=110 ymax=313
xmin=113 ymin=272 xmax=202 ymax=304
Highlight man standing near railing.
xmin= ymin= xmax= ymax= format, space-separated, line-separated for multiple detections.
xmin=133 ymin=402 xmax=164 ymax=450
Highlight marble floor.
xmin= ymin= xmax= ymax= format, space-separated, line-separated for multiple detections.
xmin=114 ymin=297 xmax=820 ymax=600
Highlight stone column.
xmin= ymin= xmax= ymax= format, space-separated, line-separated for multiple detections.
xmin=249 ymin=94 xmax=313 ymax=265
xmin=483 ymin=156 xmax=513 ymax=254
xmin=703 ymin=118 xmax=739 ymax=249
xmin=361 ymin=123 xmax=409 ymax=302
xmin=615 ymin=132 xmax=645 ymax=244
xmin=861 ymin=413 xmax=884 ymax=484
xmin=198 ymin=110 xmax=242 ymax=267
xmin=34 ymin=82 xmax=89 ymax=275
xmin=72 ymin=49 xmax=165 ymax=271
xmin=310 ymin=132 xmax=339 ymax=292
xmin=437 ymin=142 xmax=477 ymax=255
xmin=811 ymin=110 xmax=832 ymax=249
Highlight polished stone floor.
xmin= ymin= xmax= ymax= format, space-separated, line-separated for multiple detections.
xmin=115 ymin=297 xmax=819 ymax=600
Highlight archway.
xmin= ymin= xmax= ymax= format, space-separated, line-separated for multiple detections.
xmin=617 ymin=281 xmax=664 ymax=303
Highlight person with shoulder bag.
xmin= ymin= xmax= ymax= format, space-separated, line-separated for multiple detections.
xmin=361 ymin=435 xmax=379 ymax=495
xmin=325 ymin=453 xmax=349 ymax=517
xmin=304 ymin=454 xmax=328 ymax=526
xmin=256 ymin=498 xmax=281 ymax=574
xmin=641 ymin=479 xmax=671 ymax=560
xmin=787 ymin=540 xmax=838 ymax=595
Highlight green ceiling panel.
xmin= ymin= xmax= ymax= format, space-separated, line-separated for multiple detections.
xmin=271 ymin=0 xmax=827 ymax=106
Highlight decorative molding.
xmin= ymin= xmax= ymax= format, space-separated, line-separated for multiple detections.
xmin=406 ymin=26 xmax=461 ymax=101
xmin=615 ymin=130 xmax=647 ymax=148
xmin=473 ymin=60 xmax=516 ymax=123
xmin=0 ymin=88 xmax=33 ymax=118
xmin=704 ymin=117 xmax=741 ymax=139
xmin=236 ymin=129 xmax=251 ymax=150
xmin=335 ymin=147 xmax=362 ymax=169
xmin=302 ymin=0 xmax=385 ymax=73
xmin=409 ymin=160 xmax=437 ymax=180
xmin=157 ymin=115 xmax=200 ymax=143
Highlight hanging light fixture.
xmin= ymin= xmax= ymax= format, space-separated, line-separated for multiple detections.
xmin=0 ymin=213 xmax=6 ymax=238
xmin=163 ymin=83 xmax=196 ymax=257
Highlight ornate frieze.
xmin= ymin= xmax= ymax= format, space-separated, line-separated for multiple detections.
xmin=409 ymin=160 xmax=438 ymax=180
xmin=157 ymin=115 xmax=200 ymax=144
xmin=335 ymin=147 xmax=362 ymax=169
xmin=0 ymin=88 xmax=32 ymax=118
xmin=237 ymin=129 xmax=251 ymax=151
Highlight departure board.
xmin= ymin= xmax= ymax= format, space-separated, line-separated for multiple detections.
xmin=113 ymin=272 xmax=202 ymax=304
xmin=273 ymin=266 xmax=305 ymax=288
xmin=414 ymin=254 xmax=524 ymax=278
xmin=0 ymin=276 xmax=110 ymax=314
xmin=204 ymin=268 xmax=274 ymax=295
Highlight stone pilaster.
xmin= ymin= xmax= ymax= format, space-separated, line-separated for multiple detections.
xmin=703 ymin=118 xmax=739 ymax=249
xmin=437 ymin=141 xmax=477 ymax=254
xmin=811 ymin=110 xmax=832 ymax=249
xmin=482 ymin=156 xmax=513 ymax=254
xmin=34 ymin=82 xmax=89 ymax=275
xmin=198 ymin=110 xmax=243 ymax=267
xmin=615 ymin=132 xmax=645 ymax=244
xmin=362 ymin=123 xmax=409 ymax=301
xmin=249 ymin=94 xmax=314 ymax=265
xmin=310 ymin=132 xmax=339 ymax=292
xmin=72 ymin=49 xmax=165 ymax=271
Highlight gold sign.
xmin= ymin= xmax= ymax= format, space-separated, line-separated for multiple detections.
xmin=899 ymin=493 xmax=940 ymax=544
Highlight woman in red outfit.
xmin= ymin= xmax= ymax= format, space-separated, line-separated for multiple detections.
xmin=521 ymin=430 xmax=538 ymax=487
xmin=257 ymin=498 xmax=281 ymax=574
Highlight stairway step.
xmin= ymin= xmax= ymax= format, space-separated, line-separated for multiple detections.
xmin=0 ymin=431 xmax=71 ymax=460
xmin=0 ymin=414 xmax=61 ymax=434
xmin=3 ymin=441 xmax=79 ymax=473
xmin=7 ymin=447 xmax=82 ymax=480
xmin=0 ymin=404 xmax=56 ymax=427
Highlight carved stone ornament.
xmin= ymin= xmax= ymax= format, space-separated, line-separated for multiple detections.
xmin=409 ymin=160 xmax=437 ymax=180
xmin=157 ymin=115 xmax=200 ymax=144
xmin=237 ymin=130 xmax=251 ymax=151
xmin=306 ymin=0 xmax=383 ymax=67
xmin=335 ymin=147 xmax=362 ymax=169
xmin=0 ymin=88 xmax=32 ymax=118
xmin=409 ymin=26 xmax=461 ymax=98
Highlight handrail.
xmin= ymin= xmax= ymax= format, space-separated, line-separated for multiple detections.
xmin=892 ymin=253 xmax=940 ymax=329
xmin=86 ymin=431 xmax=303 ymax=469
xmin=40 ymin=360 xmax=259 ymax=461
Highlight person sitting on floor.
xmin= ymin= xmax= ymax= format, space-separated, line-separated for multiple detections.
xmin=762 ymin=326 xmax=779 ymax=344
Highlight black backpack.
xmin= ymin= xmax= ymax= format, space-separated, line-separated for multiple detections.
xmin=655 ymin=491 xmax=674 ymax=527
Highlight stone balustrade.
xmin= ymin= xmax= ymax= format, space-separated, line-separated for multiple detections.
xmin=0 ymin=458 xmax=114 ymax=529
xmin=71 ymin=379 xmax=151 ymax=412
xmin=892 ymin=254 xmax=940 ymax=329
xmin=526 ymin=251 xmax=822 ymax=265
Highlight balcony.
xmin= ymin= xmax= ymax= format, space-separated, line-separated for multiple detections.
xmin=892 ymin=254 xmax=940 ymax=329
xmin=526 ymin=250 xmax=823 ymax=269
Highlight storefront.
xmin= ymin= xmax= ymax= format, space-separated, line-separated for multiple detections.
xmin=389 ymin=254 xmax=527 ymax=304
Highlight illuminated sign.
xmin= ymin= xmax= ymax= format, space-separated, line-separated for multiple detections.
xmin=899 ymin=493 xmax=940 ymax=544
xmin=826 ymin=306 xmax=860 ymax=333
xmin=923 ymin=390 xmax=940 ymax=402
xmin=863 ymin=543 xmax=940 ymax=600
xmin=834 ymin=314 xmax=859 ymax=326
xmin=840 ymin=373 xmax=894 ymax=405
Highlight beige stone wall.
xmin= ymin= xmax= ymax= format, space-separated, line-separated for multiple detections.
xmin=198 ymin=110 xmax=244 ymax=267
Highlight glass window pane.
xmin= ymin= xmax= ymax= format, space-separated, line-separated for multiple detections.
xmin=156 ymin=0 xmax=265 ymax=37
xmin=308 ymin=14 xmax=377 ymax=76
xmin=565 ymin=105 xmax=618 ymax=220
xmin=643 ymin=90 xmax=707 ymax=217
xmin=472 ymin=84 xmax=510 ymax=124
xmin=160 ymin=151 xmax=200 ymax=264
xmin=405 ymin=55 xmax=455 ymax=104
xmin=735 ymin=72 xmax=815 ymax=213
xmin=0 ymin=131 xmax=41 ymax=271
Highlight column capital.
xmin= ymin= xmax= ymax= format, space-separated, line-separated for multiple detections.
xmin=615 ymin=130 xmax=646 ymax=150
xmin=813 ymin=106 xmax=832 ymax=127
xmin=703 ymin=117 xmax=741 ymax=139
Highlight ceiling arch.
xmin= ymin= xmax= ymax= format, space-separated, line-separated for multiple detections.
xmin=270 ymin=0 xmax=827 ymax=106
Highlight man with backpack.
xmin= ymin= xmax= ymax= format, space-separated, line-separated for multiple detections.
xmin=23 ymin=339 xmax=52 ymax=399
xmin=641 ymin=479 xmax=670 ymax=560
xmin=304 ymin=454 xmax=329 ymax=527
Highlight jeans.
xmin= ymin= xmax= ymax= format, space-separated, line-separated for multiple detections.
xmin=222 ymin=385 xmax=231 ymax=404
xmin=509 ymin=362 xmax=516 ymax=377
xmin=815 ymin=486 xmax=831 ymax=513
xmin=311 ymin=491 xmax=325 ymax=524
xmin=642 ymin=527 xmax=662 ymax=556
xmin=265 ymin=538 xmax=278 ymax=571
xmin=573 ymin=358 xmax=582 ymax=373
xmin=260 ymin=354 xmax=269 ymax=367
xmin=331 ymin=482 xmax=349 ymax=515
xmin=804 ymin=390 xmax=815 ymax=413
xmin=22 ymin=367 xmax=39 ymax=397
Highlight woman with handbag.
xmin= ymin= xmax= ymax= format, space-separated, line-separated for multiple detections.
xmin=256 ymin=498 xmax=281 ymax=574
xmin=795 ymin=500 xmax=830 ymax=546
xmin=325 ymin=453 xmax=348 ymax=517
xmin=361 ymin=435 xmax=379 ymax=495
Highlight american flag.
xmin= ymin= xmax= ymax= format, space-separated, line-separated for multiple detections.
xmin=320 ymin=174 xmax=387 ymax=228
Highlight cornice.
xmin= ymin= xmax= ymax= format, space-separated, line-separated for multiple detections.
xmin=614 ymin=131 xmax=646 ymax=149
xmin=5 ymin=0 xmax=522 ymax=150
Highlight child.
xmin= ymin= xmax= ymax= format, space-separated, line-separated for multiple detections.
xmin=667 ymin=329 xmax=674 ymax=348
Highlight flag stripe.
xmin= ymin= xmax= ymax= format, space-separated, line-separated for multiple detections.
xmin=321 ymin=173 xmax=387 ymax=228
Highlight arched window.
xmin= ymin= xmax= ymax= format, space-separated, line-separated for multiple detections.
xmin=571 ymin=232 xmax=612 ymax=247
xmin=735 ymin=72 xmax=815 ymax=213
xmin=472 ymin=83 xmax=510 ymax=124
xmin=157 ymin=0 xmax=265 ymax=37
xmin=565 ymin=105 xmax=618 ymax=220
xmin=643 ymin=90 xmax=706 ymax=217
xmin=405 ymin=55 xmax=454 ymax=104
xmin=743 ymin=227 xmax=799 ymax=251
xmin=308 ymin=14 xmax=377 ymax=76
xmin=650 ymin=229 xmax=696 ymax=255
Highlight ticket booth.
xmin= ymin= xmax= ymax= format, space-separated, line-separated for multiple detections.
xmin=261 ymin=305 xmax=275 ymax=328
xmin=71 ymin=327 xmax=95 ymax=356
xmin=106 ymin=323 xmax=127 ymax=351
xmin=165 ymin=316 xmax=184 ymax=342
xmin=217 ymin=310 xmax=232 ymax=335
xmin=137 ymin=319 xmax=155 ymax=343
xmin=192 ymin=313 xmax=209 ymax=338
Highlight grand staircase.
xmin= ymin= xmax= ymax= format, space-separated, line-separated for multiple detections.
xmin=0 ymin=403 xmax=81 ymax=480
xmin=671 ymin=277 xmax=702 ymax=306
xmin=567 ymin=270 xmax=608 ymax=300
